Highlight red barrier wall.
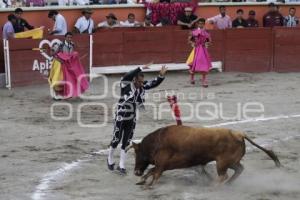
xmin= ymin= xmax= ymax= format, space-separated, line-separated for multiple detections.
xmin=224 ymin=28 xmax=273 ymax=72
xmin=4 ymin=27 xmax=300 ymax=88
xmin=274 ymin=27 xmax=300 ymax=72
xmin=8 ymin=35 xmax=90 ymax=87
xmin=93 ymin=27 xmax=223 ymax=67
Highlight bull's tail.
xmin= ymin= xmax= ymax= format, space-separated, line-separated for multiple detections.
xmin=244 ymin=135 xmax=282 ymax=167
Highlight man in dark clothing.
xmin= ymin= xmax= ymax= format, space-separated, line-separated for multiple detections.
xmin=177 ymin=7 xmax=198 ymax=29
xmin=13 ymin=8 xmax=34 ymax=33
xmin=246 ymin=10 xmax=259 ymax=27
xmin=107 ymin=65 xmax=167 ymax=175
xmin=232 ymin=9 xmax=248 ymax=28
xmin=263 ymin=3 xmax=284 ymax=27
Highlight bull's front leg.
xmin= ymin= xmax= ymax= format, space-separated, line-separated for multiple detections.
xmin=145 ymin=168 xmax=163 ymax=189
xmin=136 ymin=167 xmax=155 ymax=185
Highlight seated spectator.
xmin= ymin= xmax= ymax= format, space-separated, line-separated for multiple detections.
xmin=97 ymin=13 xmax=120 ymax=29
xmin=13 ymin=8 xmax=34 ymax=33
xmin=208 ymin=6 xmax=232 ymax=30
xmin=177 ymin=7 xmax=198 ymax=30
xmin=143 ymin=15 xmax=154 ymax=27
xmin=284 ymin=7 xmax=299 ymax=27
xmin=74 ymin=8 xmax=95 ymax=34
xmin=48 ymin=10 xmax=67 ymax=36
xmin=232 ymin=9 xmax=248 ymax=28
xmin=263 ymin=3 xmax=284 ymax=27
xmin=246 ymin=10 xmax=259 ymax=27
xmin=120 ymin=13 xmax=141 ymax=27
xmin=2 ymin=14 xmax=16 ymax=40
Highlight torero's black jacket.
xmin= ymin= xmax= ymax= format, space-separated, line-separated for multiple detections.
xmin=116 ymin=67 xmax=165 ymax=114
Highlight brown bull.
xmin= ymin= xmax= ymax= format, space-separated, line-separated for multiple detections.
xmin=127 ymin=125 xmax=281 ymax=187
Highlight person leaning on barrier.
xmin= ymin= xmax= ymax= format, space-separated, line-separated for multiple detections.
xmin=263 ymin=3 xmax=284 ymax=27
xmin=246 ymin=10 xmax=259 ymax=28
xmin=207 ymin=5 xmax=232 ymax=30
xmin=143 ymin=15 xmax=154 ymax=27
xmin=13 ymin=8 xmax=34 ymax=33
xmin=232 ymin=9 xmax=248 ymax=28
xmin=74 ymin=8 xmax=95 ymax=34
xmin=97 ymin=13 xmax=120 ymax=29
xmin=284 ymin=7 xmax=299 ymax=27
xmin=120 ymin=13 xmax=142 ymax=27
xmin=48 ymin=10 xmax=68 ymax=36
xmin=177 ymin=7 xmax=198 ymax=30
xmin=2 ymin=14 xmax=17 ymax=40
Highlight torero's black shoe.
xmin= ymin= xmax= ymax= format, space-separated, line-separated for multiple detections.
xmin=116 ymin=166 xmax=127 ymax=175
xmin=107 ymin=159 xmax=115 ymax=171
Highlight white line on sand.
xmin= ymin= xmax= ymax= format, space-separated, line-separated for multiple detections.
xmin=31 ymin=114 xmax=300 ymax=200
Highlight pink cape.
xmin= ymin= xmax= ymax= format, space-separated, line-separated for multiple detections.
xmin=191 ymin=29 xmax=212 ymax=73
xmin=56 ymin=52 xmax=89 ymax=98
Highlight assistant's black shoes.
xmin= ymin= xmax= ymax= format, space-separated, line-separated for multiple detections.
xmin=107 ymin=159 xmax=115 ymax=171
xmin=116 ymin=166 xmax=127 ymax=175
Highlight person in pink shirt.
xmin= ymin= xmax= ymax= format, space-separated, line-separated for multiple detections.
xmin=208 ymin=6 xmax=232 ymax=30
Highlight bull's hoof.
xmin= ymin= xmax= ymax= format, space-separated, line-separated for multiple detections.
xmin=143 ymin=185 xmax=154 ymax=190
xmin=136 ymin=180 xmax=146 ymax=185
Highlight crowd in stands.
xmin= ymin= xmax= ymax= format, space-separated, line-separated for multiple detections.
xmin=2 ymin=2 xmax=299 ymax=40
xmin=1 ymin=0 xmax=300 ymax=8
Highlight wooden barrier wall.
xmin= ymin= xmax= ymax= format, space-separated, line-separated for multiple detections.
xmin=8 ymin=35 xmax=89 ymax=87
xmin=274 ymin=27 xmax=300 ymax=72
xmin=93 ymin=27 xmax=300 ymax=73
xmin=3 ymin=27 xmax=300 ymax=88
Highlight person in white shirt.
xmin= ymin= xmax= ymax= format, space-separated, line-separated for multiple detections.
xmin=120 ymin=13 xmax=141 ymax=27
xmin=74 ymin=8 xmax=95 ymax=34
xmin=284 ymin=7 xmax=299 ymax=27
xmin=143 ymin=15 xmax=154 ymax=27
xmin=48 ymin=10 xmax=67 ymax=36
xmin=97 ymin=13 xmax=120 ymax=29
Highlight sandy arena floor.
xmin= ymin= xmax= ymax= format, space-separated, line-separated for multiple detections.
xmin=0 ymin=71 xmax=300 ymax=200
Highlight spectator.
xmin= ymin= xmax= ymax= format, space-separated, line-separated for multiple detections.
xmin=108 ymin=0 xmax=127 ymax=3
xmin=2 ymin=14 xmax=16 ymax=40
xmin=208 ymin=6 xmax=232 ymax=29
xmin=246 ymin=10 xmax=259 ymax=27
xmin=0 ymin=0 xmax=11 ymax=8
xmin=48 ymin=10 xmax=67 ymax=36
xmin=58 ymin=0 xmax=89 ymax=5
xmin=156 ymin=17 xmax=171 ymax=27
xmin=143 ymin=15 xmax=154 ymax=27
xmin=232 ymin=9 xmax=248 ymax=28
xmin=120 ymin=13 xmax=141 ymax=27
xmin=13 ymin=8 xmax=34 ymax=33
xmin=74 ymin=8 xmax=95 ymax=34
xmin=97 ymin=13 xmax=120 ymax=29
xmin=177 ymin=7 xmax=198 ymax=30
xmin=263 ymin=3 xmax=284 ymax=27
xmin=284 ymin=7 xmax=299 ymax=27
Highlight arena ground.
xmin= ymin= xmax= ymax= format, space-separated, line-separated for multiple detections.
xmin=0 ymin=71 xmax=300 ymax=200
